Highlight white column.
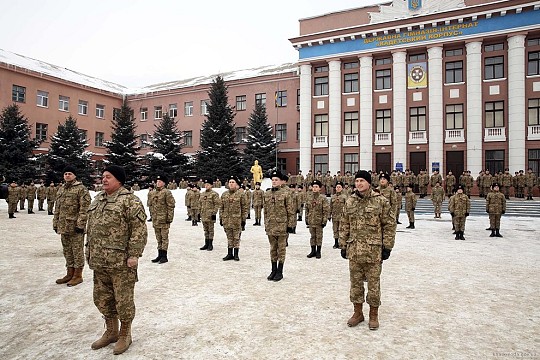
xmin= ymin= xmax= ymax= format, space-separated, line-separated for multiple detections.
xmin=427 ymin=46 xmax=444 ymax=173
xmin=507 ymin=34 xmax=526 ymax=173
xmin=359 ymin=55 xmax=373 ymax=170
xmin=299 ymin=64 xmax=312 ymax=173
xmin=466 ymin=41 xmax=483 ymax=174
xmin=328 ymin=60 xmax=342 ymax=173
xmin=392 ymin=51 xmax=407 ymax=170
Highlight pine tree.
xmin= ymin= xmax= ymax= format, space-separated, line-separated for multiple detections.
xmin=243 ymin=103 xmax=277 ymax=178
xmin=145 ymin=113 xmax=189 ymax=180
xmin=46 ymin=115 xmax=93 ymax=185
xmin=196 ymin=75 xmax=241 ymax=180
xmin=104 ymin=100 xmax=140 ymax=182
xmin=0 ymin=104 xmax=40 ymax=182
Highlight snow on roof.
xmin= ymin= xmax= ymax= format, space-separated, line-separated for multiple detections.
xmin=0 ymin=48 xmax=127 ymax=95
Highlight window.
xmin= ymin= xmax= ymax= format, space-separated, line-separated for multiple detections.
xmin=529 ymin=149 xmax=540 ymax=177
xmin=255 ymin=93 xmax=266 ymax=106
xmin=485 ymin=150 xmax=504 ymax=175
xmin=78 ymin=100 xmax=88 ymax=115
xmin=376 ymin=69 xmax=391 ymax=90
xmin=141 ymin=107 xmax=148 ymax=121
xmin=528 ymin=99 xmax=540 ymax=126
xmin=446 ymin=104 xmax=464 ymax=129
xmin=140 ymin=134 xmax=148 ymax=149
xmin=485 ymin=101 xmax=504 ymax=128
xmin=410 ymin=107 xmax=426 ymax=131
xmin=485 ymin=43 xmax=504 ymax=52
xmin=344 ymin=73 xmax=359 ymax=93
xmin=236 ymin=95 xmax=246 ymax=111
xmin=35 ymin=123 xmax=47 ymax=142
xmin=183 ymin=130 xmax=193 ymax=147
xmin=375 ymin=58 xmax=391 ymax=65
xmin=12 ymin=85 xmax=26 ymax=103
xmin=184 ymin=102 xmax=193 ymax=116
xmin=485 ymin=56 xmax=504 ymax=79
xmin=314 ymin=65 xmax=329 ymax=73
xmin=409 ymin=53 xmax=427 ymax=61
xmin=276 ymin=90 xmax=287 ymax=107
xmin=277 ymin=158 xmax=287 ymax=174
xmin=80 ymin=129 xmax=88 ymax=141
xmin=169 ymin=104 xmax=178 ymax=118
xmin=236 ymin=127 xmax=247 ymax=143
xmin=344 ymin=112 xmax=359 ymax=134
xmin=275 ymin=124 xmax=287 ymax=142
xmin=95 ymin=132 xmax=104 ymax=147
xmin=200 ymin=100 xmax=209 ymax=115
xmin=528 ymin=51 xmax=540 ymax=76
xmin=59 ymin=96 xmax=69 ymax=111
xmin=36 ymin=91 xmax=48 ymax=107
xmin=314 ymin=154 xmax=328 ymax=173
xmin=344 ymin=62 xmax=359 ymax=69
xmin=314 ymin=77 xmax=329 ymax=96
xmin=344 ymin=153 xmax=359 ymax=174
xmin=528 ymin=38 xmax=540 ymax=46
xmin=154 ymin=106 xmax=162 ymax=119
xmin=445 ymin=61 xmax=463 ymax=83
xmin=113 ymin=108 xmax=122 ymax=120
xmin=445 ymin=48 xmax=463 ymax=57
xmin=376 ymin=109 xmax=391 ymax=133
xmin=296 ymin=122 xmax=300 ymax=141
xmin=96 ymin=104 xmax=105 ymax=118
xmin=314 ymin=114 xmax=328 ymax=136
xmin=297 ymin=89 xmax=300 ymax=106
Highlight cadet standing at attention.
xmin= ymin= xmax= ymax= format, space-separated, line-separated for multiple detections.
xmin=305 ymin=179 xmax=330 ymax=259
xmin=220 ymin=176 xmax=248 ymax=261
xmin=486 ymin=183 xmax=506 ymax=238
xmin=330 ymin=181 xmax=348 ymax=249
xmin=199 ymin=178 xmax=221 ymax=251
xmin=448 ymin=185 xmax=470 ymax=240
xmin=251 ymin=182 xmax=264 ymax=226
xmin=150 ymin=174 xmax=175 ymax=264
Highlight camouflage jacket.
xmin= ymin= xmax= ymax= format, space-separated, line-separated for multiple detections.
xmin=219 ymin=189 xmax=248 ymax=228
xmin=525 ymin=173 xmax=537 ymax=187
xmin=305 ymin=192 xmax=330 ymax=227
xmin=46 ymin=186 xmax=57 ymax=201
xmin=26 ymin=184 xmax=37 ymax=200
xmin=330 ymin=192 xmax=348 ymax=220
xmin=200 ymin=189 xmax=220 ymax=221
xmin=252 ymin=189 xmax=264 ymax=207
xmin=7 ymin=186 xmax=19 ymax=202
xmin=263 ymin=186 xmax=296 ymax=235
xmin=501 ymin=173 xmax=513 ymax=187
xmin=405 ymin=191 xmax=417 ymax=211
xmin=37 ymin=185 xmax=47 ymax=200
xmin=448 ymin=193 xmax=470 ymax=217
xmin=53 ymin=181 xmax=91 ymax=234
xmin=152 ymin=187 xmax=175 ymax=225
xmin=377 ymin=185 xmax=398 ymax=219
xmin=339 ymin=188 xmax=396 ymax=263
xmin=430 ymin=173 xmax=442 ymax=187
xmin=445 ymin=175 xmax=456 ymax=187
xmin=86 ymin=187 xmax=147 ymax=269
xmin=190 ymin=191 xmax=201 ymax=210
xmin=431 ymin=186 xmax=445 ymax=202
xmin=486 ymin=191 xmax=506 ymax=214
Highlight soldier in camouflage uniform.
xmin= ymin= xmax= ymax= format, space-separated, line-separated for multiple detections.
xmin=305 ymin=180 xmax=330 ymax=259
xmin=404 ymin=185 xmax=417 ymax=229
xmin=252 ymin=182 xmax=264 ymax=226
xmin=525 ymin=168 xmax=537 ymax=200
xmin=131 ymin=183 xmax=140 ymax=191
xmin=264 ymin=171 xmax=295 ymax=281
xmin=37 ymin=181 xmax=47 ymax=211
xmin=431 ymin=181 xmax=445 ymax=218
xmin=339 ymin=170 xmax=396 ymax=330
xmin=430 ymin=170 xmax=443 ymax=192
xmin=394 ymin=186 xmax=402 ymax=224
xmin=53 ymin=166 xmax=91 ymax=287
xmin=149 ymin=175 xmax=175 ymax=264
xmin=26 ymin=181 xmax=37 ymax=214
xmin=199 ymin=178 xmax=221 ymax=251
xmin=448 ymin=185 xmax=470 ymax=240
xmin=287 ymin=184 xmax=298 ymax=233
xmin=330 ymin=181 xmax=348 ymax=249
xmin=376 ymin=173 xmax=397 ymax=223
xmin=190 ymin=186 xmax=201 ymax=226
xmin=146 ymin=184 xmax=155 ymax=222
xmin=476 ymin=170 xmax=485 ymax=198
xmin=516 ymin=170 xmax=526 ymax=199
xmin=185 ymin=183 xmax=193 ymax=221
xmin=19 ymin=183 xmax=26 ymax=210
xmin=7 ymin=180 xmax=19 ymax=218
xmin=500 ymin=169 xmax=512 ymax=199
xmin=486 ymin=183 xmax=506 ymax=237
xmin=295 ymin=185 xmax=306 ymax=221
xmin=220 ymin=176 xmax=248 ymax=261
xmin=418 ymin=170 xmax=429 ymax=198
xmin=483 ymin=170 xmax=493 ymax=198
xmin=86 ymin=165 xmax=147 ymax=355
xmin=46 ymin=181 xmax=57 ymax=215
xmin=445 ymin=171 xmax=456 ymax=199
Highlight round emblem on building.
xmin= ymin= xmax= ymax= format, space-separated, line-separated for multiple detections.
xmin=410 ymin=65 xmax=425 ymax=83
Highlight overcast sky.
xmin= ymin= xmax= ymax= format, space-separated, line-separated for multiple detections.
xmin=0 ymin=0 xmax=383 ymax=88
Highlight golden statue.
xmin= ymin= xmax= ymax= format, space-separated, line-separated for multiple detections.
xmin=250 ymin=160 xmax=263 ymax=184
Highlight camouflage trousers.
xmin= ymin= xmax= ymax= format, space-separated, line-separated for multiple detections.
xmin=349 ymin=260 xmax=382 ymax=306
xmin=332 ymin=220 xmax=341 ymax=239
xmin=202 ymin=220 xmax=215 ymax=240
xmin=38 ymin=198 xmax=45 ymax=210
xmin=446 ymin=186 xmax=454 ymax=197
xmin=254 ymin=206 xmax=262 ymax=221
xmin=309 ymin=225 xmax=324 ymax=246
xmin=27 ymin=198 xmax=35 ymax=211
xmin=47 ymin=200 xmax=55 ymax=213
xmin=419 ymin=186 xmax=427 ymax=196
xmin=527 ymin=186 xmax=534 ymax=196
xmin=268 ymin=235 xmax=287 ymax=262
xmin=61 ymin=233 xmax=85 ymax=268
xmin=489 ymin=214 xmax=502 ymax=229
xmin=8 ymin=200 xmax=17 ymax=214
xmin=517 ymin=186 xmax=524 ymax=197
xmin=153 ymin=224 xmax=170 ymax=251
xmin=502 ymin=186 xmax=510 ymax=197
xmin=191 ymin=208 xmax=200 ymax=220
xmin=453 ymin=216 xmax=466 ymax=232
xmin=432 ymin=200 xmax=442 ymax=213
xmin=224 ymin=227 xmax=242 ymax=248
xmin=19 ymin=198 xmax=25 ymax=209
xmin=407 ymin=210 xmax=415 ymax=223
xmin=93 ymin=268 xmax=137 ymax=322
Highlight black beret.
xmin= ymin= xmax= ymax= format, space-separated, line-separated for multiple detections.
xmin=104 ymin=165 xmax=126 ymax=184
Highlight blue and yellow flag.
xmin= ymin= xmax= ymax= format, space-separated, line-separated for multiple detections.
xmin=409 ymin=0 xmax=422 ymax=11
xmin=407 ymin=62 xmax=428 ymax=88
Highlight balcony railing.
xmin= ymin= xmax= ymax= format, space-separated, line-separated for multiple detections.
xmin=342 ymin=134 xmax=359 ymax=147
xmin=313 ymin=136 xmax=328 ymax=148
xmin=374 ymin=132 xmax=391 ymax=146
xmin=445 ymin=129 xmax=465 ymax=143
xmin=409 ymin=131 xmax=427 ymax=144
xmin=528 ymin=125 xmax=540 ymax=141
xmin=484 ymin=127 xmax=506 ymax=142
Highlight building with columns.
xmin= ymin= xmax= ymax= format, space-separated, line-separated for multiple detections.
xmin=290 ymin=0 xmax=540 ymax=177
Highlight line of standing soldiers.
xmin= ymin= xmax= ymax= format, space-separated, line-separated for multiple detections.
xmin=4 ymin=180 xmax=58 ymax=218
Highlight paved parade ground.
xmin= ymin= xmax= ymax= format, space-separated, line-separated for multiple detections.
xmin=0 ymin=189 xmax=539 ymax=359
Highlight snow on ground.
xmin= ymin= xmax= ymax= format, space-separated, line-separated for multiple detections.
xmin=0 ymin=188 xmax=538 ymax=360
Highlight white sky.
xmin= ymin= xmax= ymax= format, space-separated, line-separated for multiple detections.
xmin=0 ymin=0 xmax=383 ymax=88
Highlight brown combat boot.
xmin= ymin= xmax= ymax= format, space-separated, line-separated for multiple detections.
xmin=91 ymin=317 xmax=119 ymax=350
xmin=56 ymin=267 xmax=74 ymax=284
xmin=67 ymin=268 xmax=83 ymax=287
xmin=369 ymin=306 xmax=379 ymax=330
xmin=113 ymin=320 xmax=132 ymax=355
xmin=347 ymin=303 xmax=365 ymax=327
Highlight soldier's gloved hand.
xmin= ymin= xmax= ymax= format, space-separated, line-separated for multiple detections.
xmin=341 ymin=248 xmax=347 ymax=259
xmin=381 ymin=248 xmax=392 ymax=261
xmin=211 ymin=214 xmax=216 ymax=221
xmin=219 ymin=218 xmax=223 ymax=226
xmin=451 ymin=213 xmax=455 ymax=217
xmin=412 ymin=208 xmax=415 ymax=211
xmin=321 ymin=222 xmax=326 ymax=228
xmin=486 ymin=210 xmax=489 ymax=213
xmin=286 ymin=227 xmax=294 ymax=234
xmin=187 ymin=206 xmax=191 ymax=209
xmin=166 ymin=220 xmax=172 ymax=224
xmin=75 ymin=227 xmax=84 ymax=234
xmin=502 ymin=211 xmax=505 ymax=214
xmin=53 ymin=227 xmax=58 ymax=234
xmin=328 ymin=217 xmax=332 ymax=222
xmin=465 ymin=212 xmax=469 ymax=217
xmin=241 ymin=221 xmax=246 ymax=230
